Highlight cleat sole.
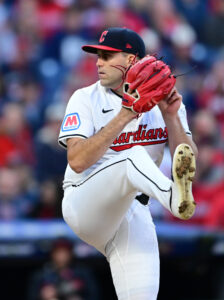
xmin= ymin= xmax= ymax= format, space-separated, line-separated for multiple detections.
xmin=172 ymin=144 xmax=196 ymax=220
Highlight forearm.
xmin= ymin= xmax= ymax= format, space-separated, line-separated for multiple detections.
xmin=68 ymin=108 xmax=136 ymax=173
xmin=163 ymin=114 xmax=198 ymax=159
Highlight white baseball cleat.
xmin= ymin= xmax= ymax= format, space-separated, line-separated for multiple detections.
xmin=171 ymin=143 xmax=196 ymax=220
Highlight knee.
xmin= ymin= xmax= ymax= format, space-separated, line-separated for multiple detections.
xmin=62 ymin=199 xmax=81 ymax=235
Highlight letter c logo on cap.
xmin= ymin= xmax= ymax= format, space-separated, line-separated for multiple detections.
xmin=99 ymin=31 xmax=108 ymax=43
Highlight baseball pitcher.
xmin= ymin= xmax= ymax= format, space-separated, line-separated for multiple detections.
xmin=58 ymin=27 xmax=198 ymax=300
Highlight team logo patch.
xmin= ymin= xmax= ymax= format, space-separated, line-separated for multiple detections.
xmin=99 ymin=30 xmax=108 ymax=43
xmin=62 ymin=113 xmax=80 ymax=131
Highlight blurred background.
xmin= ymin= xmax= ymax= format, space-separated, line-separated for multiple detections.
xmin=0 ymin=0 xmax=224 ymax=299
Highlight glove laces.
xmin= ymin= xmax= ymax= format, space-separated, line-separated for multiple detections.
xmin=110 ymin=53 xmax=138 ymax=91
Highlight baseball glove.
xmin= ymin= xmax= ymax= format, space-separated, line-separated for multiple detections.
xmin=122 ymin=55 xmax=176 ymax=113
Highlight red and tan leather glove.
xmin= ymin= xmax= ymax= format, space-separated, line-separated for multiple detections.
xmin=122 ymin=55 xmax=176 ymax=113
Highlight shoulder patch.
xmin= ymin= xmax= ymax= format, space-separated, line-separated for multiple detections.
xmin=62 ymin=113 xmax=80 ymax=131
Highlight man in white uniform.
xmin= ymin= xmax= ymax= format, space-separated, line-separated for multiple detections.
xmin=58 ymin=27 xmax=198 ymax=299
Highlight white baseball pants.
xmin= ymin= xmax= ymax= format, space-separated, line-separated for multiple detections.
xmin=62 ymin=145 xmax=173 ymax=299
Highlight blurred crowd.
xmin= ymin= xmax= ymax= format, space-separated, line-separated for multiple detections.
xmin=0 ymin=0 xmax=224 ymax=229
xmin=28 ymin=237 xmax=100 ymax=300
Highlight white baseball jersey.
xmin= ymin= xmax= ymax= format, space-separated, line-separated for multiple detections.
xmin=58 ymin=80 xmax=191 ymax=189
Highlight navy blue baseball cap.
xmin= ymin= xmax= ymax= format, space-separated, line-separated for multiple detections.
xmin=82 ymin=27 xmax=146 ymax=58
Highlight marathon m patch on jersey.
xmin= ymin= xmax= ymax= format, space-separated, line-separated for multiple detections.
xmin=62 ymin=113 xmax=81 ymax=131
